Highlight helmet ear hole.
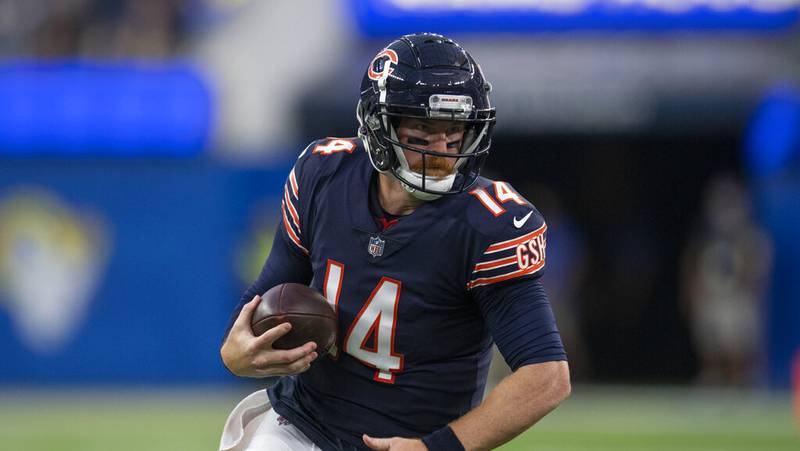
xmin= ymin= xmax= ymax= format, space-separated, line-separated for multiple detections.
xmin=372 ymin=141 xmax=395 ymax=171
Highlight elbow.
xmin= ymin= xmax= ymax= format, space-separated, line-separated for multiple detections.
xmin=514 ymin=360 xmax=571 ymax=424
xmin=549 ymin=360 xmax=572 ymax=408
xmin=516 ymin=360 xmax=571 ymax=411
xmin=555 ymin=366 xmax=571 ymax=404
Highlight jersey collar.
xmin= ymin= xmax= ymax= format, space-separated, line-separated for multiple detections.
xmin=346 ymin=153 xmax=444 ymax=256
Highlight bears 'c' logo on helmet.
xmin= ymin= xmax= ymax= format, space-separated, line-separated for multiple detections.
xmin=367 ymin=49 xmax=398 ymax=81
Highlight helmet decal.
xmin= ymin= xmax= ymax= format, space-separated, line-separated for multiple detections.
xmin=367 ymin=49 xmax=399 ymax=81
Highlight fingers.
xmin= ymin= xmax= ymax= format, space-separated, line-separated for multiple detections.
xmin=253 ymin=322 xmax=294 ymax=347
xmin=254 ymin=350 xmax=318 ymax=376
xmin=232 ymin=295 xmax=261 ymax=331
xmin=362 ymin=435 xmax=392 ymax=450
xmin=254 ymin=339 xmax=316 ymax=365
xmin=282 ymin=350 xmax=319 ymax=374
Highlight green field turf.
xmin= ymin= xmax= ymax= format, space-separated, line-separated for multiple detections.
xmin=0 ymin=386 xmax=796 ymax=450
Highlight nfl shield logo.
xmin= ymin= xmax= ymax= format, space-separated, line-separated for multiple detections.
xmin=367 ymin=236 xmax=385 ymax=257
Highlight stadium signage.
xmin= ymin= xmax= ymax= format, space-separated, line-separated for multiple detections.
xmin=352 ymin=0 xmax=800 ymax=34
xmin=386 ymin=0 xmax=800 ymax=14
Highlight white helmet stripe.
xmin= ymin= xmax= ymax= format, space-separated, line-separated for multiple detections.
xmin=377 ymin=59 xmax=392 ymax=133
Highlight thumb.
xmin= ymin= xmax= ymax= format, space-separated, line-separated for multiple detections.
xmin=232 ymin=295 xmax=261 ymax=330
xmin=363 ymin=434 xmax=392 ymax=450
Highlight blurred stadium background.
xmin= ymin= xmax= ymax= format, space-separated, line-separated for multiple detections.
xmin=1 ymin=0 xmax=799 ymax=449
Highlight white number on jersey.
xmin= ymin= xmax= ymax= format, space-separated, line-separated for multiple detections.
xmin=470 ymin=181 xmax=527 ymax=217
xmin=322 ymin=260 xmax=345 ymax=358
xmin=312 ymin=139 xmax=356 ymax=155
xmin=323 ymin=260 xmax=404 ymax=384
xmin=493 ymin=181 xmax=526 ymax=205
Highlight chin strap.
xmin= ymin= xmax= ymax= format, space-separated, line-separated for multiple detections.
xmin=402 ymin=182 xmax=442 ymax=201
xmin=393 ymin=166 xmax=456 ymax=201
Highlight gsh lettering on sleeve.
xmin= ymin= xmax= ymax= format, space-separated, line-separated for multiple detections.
xmin=516 ymin=232 xmax=546 ymax=270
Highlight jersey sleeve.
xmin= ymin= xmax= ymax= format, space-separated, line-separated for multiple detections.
xmin=466 ymin=181 xmax=565 ymax=369
xmin=223 ymin=140 xmax=331 ymax=340
xmin=279 ymin=142 xmax=314 ymax=256
xmin=466 ymin=185 xmax=547 ymax=291
xmin=223 ymin=218 xmax=314 ymax=340
xmin=472 ymin=277 xmax=566 ymax=370
xmin=279 ymin=137 xmax=359 ymax=256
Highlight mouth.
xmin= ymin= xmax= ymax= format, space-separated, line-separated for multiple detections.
xmin=410 ymin=157 xmax=455 ymax=178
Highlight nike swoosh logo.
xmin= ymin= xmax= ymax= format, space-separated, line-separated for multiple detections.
xmin=513 ymin=211 xmax=533 ymax=229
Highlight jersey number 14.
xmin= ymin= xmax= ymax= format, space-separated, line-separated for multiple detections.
xmin=323 ymin=260 xmax=404 ymax=384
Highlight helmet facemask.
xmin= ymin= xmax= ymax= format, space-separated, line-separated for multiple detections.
xmin=357 ymin=94 xmax=495 ymax=201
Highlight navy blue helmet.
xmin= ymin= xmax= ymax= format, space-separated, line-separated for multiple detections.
xmin=357 ymin=33 xmax=496 ymax=200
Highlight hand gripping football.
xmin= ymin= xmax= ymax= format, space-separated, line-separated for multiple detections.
xmin=251 ymin=283 xmax=337 ymax=356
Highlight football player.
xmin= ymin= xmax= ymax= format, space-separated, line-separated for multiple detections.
xmin=220 ymin=33 xmax=570 ymax=451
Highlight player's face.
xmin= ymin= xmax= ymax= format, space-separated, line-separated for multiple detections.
xmin=396 ymin=118 xmax=465 ymax=178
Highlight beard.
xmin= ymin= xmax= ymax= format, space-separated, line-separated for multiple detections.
xmin=409 ymin=155 xmax=456 ymax=178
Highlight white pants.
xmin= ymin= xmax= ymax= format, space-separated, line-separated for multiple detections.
xmin=219 ymin=389 xmax=323 ymax=451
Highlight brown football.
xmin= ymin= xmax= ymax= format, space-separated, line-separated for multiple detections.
xmin=251 ymin=283 xmax=337 ymax=356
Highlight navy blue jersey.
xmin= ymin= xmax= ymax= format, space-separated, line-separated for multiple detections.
xmin=231 ymin=138 xmax=566 ymax=450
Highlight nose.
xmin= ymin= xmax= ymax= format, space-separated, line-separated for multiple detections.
xmin=428 ymin=132 xmax=449 ymax=153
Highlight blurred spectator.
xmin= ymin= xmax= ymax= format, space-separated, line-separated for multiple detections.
xmin=81 ymin=0 xmax=185 ymax=58
xmin=680 ymin=175 xmax=773 ymax=386
xmin=0 ymin=0 xmax=186 ymax=58
xmin=31 ymin=0 xmax=91 ymax=57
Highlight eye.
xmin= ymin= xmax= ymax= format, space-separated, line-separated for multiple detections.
xmin=447 ymin=140 xmax=461 ymax=149
xmin=408 ymin=137 xmax=429 ymax=146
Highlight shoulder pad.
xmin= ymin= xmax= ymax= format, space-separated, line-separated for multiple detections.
xmin=302 ymin=137 xmax=361 ymax=158
xmin=465 ymin=178 xmax=541 ymax=233
xmin=464 ymin=178 xmax=547 ymax=290
xmin=293 ymin=137 xmax=362 ymax=185
xmin=280 ymin=137 xmax=362 ymax=255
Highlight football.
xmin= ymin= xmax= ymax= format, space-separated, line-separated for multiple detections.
xmin=251 ymin=283 xmax=337 ymax=356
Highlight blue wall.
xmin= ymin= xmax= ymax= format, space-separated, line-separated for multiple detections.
xmin=0 ymin=158 xmax=289 ymax=384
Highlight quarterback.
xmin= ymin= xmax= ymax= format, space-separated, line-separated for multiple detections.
xmin=220 ymin=33 xmax=570 ymax=451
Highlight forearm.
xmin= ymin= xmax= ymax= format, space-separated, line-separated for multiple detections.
xmin=449 ymin=360 xmax=570 ymax=451
xmin=222 ymin=224 xmax=312 ymax=342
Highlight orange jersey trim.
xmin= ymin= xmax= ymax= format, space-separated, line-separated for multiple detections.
xmin=484 ymin=223 xmax=547 ymax=254
xmin=281 ymin=200 xmax=308 ymax=255
xmin=472 ymin=255 xmax=518 ymax=273
xmin=467 ymin=259 xmax=545 ymax=290
xmin=284 ymin=185 xmax=301 ymax=230
xmin=288 ymin=168 xmax=299 ymax=199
